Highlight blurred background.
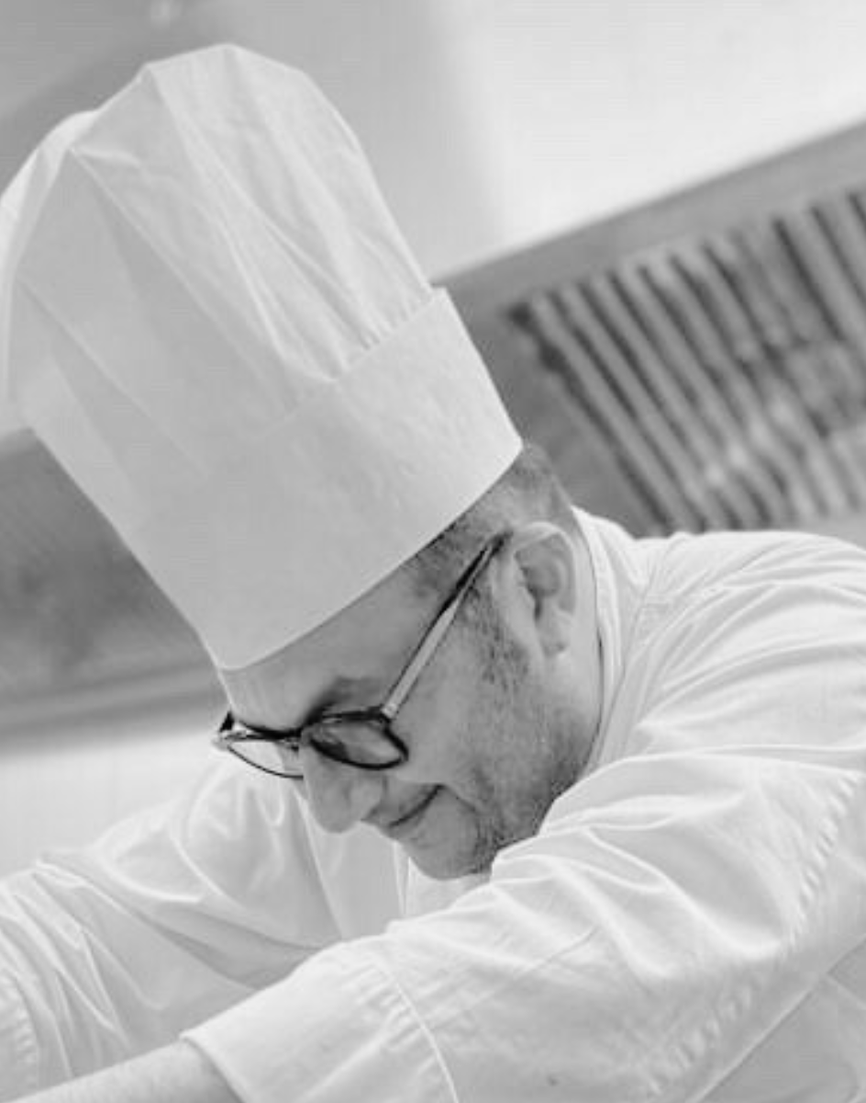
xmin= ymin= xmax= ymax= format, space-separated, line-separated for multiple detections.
xmin=5 ymin=0 xmax=866 ymax=873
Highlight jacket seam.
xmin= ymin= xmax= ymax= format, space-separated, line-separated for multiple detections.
xmin=358 ymin=953 xmax=461 ymax=1103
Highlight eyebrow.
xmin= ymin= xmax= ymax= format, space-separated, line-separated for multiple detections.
xmin=313 ymin=675 xmax=382 ymax=714
xmin=234 ymin=674 xmax=383 ymax=735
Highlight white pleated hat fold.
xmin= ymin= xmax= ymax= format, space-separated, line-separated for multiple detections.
xmin=0 ymin=45 xmax=520 ymax=669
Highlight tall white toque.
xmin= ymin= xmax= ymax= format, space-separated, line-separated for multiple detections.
xmin=0 ymin=45 xmax=520 ymax=670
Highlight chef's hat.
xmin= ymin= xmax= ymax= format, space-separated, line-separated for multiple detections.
xmin=0 ymin=45 xmax=520 ymax=670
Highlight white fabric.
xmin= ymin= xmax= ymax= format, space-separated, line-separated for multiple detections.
xmin=0 ymin=45 xmax=520 ymax=668
xmin=0 ymin=108 xmax=93 ymax=441
xmin=2 ymin=511 xmax=866 ymax=1100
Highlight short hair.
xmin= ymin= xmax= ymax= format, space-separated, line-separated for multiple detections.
xmin=408 ymin=440 xmax=577 ymax=600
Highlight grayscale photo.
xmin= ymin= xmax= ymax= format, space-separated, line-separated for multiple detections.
xmin=1 ymin=2 xmax=866 ymax=1099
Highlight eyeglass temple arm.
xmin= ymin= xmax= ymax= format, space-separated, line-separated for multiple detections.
xmin=381 ymin=537 xmax=504 ymax=718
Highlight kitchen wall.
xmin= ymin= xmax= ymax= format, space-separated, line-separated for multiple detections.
xmin=4 ymin=0 xmax=866 ymax=873
xmin=195 ymin=0 xmax=866 ymax=277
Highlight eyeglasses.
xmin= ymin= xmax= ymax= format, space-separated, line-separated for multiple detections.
xmin=213 ymin=533 xmax=507 ymax=779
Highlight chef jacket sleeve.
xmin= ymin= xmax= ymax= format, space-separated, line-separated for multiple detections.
xmin=183 ymin=538 xmax=866 ymax=1102
xmin=0 ymin=756 xmax=402 ymax=1098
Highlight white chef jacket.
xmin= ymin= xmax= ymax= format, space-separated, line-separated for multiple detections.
xmin=2 ymin=510 xmax=866 ymax=1102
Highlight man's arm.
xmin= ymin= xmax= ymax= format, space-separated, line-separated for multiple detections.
xmin=19 ymin=1042 xmax=237 ymax=1103
xmin=0 ymin=758 xmax=402 ymax=1097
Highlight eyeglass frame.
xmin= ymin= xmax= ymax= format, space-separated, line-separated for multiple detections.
xmin=213 ymin=531 xmax=508 ymax=779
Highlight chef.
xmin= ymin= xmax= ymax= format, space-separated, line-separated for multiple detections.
xmin=2 ymin=44 xmax=866 ymax=1103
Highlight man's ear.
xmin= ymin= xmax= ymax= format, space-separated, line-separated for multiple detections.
xmin=506 ymin=522 xmax=578 ymax=657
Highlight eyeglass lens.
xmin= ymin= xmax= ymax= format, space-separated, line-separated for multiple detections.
xmin=230 ymin=738 xmax=302 ymax=777
xmin=229 ymin=717 xmax=402 ymax=778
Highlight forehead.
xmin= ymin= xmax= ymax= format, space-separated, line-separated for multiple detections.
xmin=219 ymin=564 xmax=428 ymax=727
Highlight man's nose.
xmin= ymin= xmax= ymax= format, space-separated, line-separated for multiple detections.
xmin=299 ymin=747 xmax=385 ymax=832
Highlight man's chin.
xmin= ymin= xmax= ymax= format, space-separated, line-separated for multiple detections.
xmin=403 ymin=838 xmax=495 ymax=881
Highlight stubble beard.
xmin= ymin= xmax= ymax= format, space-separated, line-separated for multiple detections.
xmin=459 ymin=601 xmax=577 ymax=874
